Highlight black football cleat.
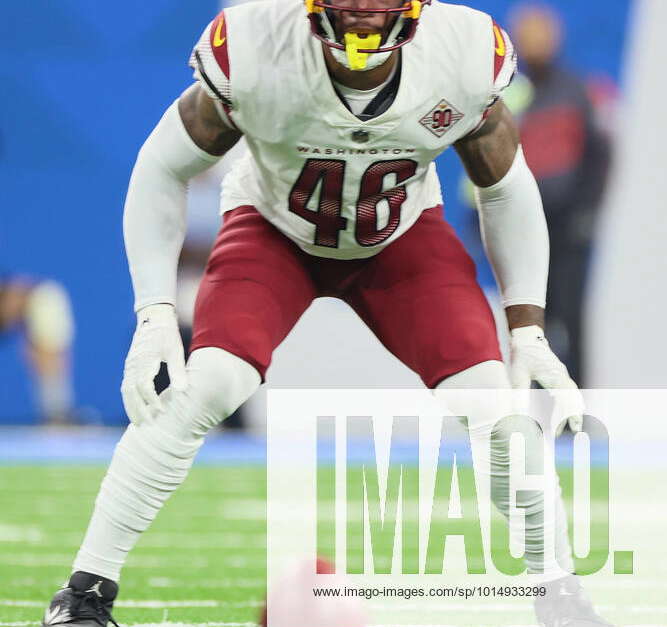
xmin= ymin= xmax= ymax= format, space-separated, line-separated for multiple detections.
xmin=535 ymin=575 xmax=615 ymax=626
xmin=42 ymin=571 xmax=120 ymax=627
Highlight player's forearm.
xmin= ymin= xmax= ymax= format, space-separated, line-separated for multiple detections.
xmin=123 ymin=101 xmax=221 ymax=311
xmin=475 ymin=146 xmax=550 ymax=311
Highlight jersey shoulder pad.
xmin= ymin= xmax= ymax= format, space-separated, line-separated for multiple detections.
xmin=423 ymin=5 xmax=514 ymax=110
xmin=189 ymin=11 xmax=232 ymax=107
xmin=488 ymin=19 xmax=517 ymax=107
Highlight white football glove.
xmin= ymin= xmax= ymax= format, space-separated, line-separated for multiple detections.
xmin=121 ymin=303 xmax=187 ymax=426
xmin=509 ymin=325 xmax=584 ymax=436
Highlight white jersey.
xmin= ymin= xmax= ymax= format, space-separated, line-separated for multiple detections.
xmin=190 ymin=0 xmax=516 ymax=259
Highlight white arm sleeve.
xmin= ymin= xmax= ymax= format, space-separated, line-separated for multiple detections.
xmin=474 ymin=146 xmax=549 ymax=308
xmin=123 ymin=100 xmax=222 ymax=312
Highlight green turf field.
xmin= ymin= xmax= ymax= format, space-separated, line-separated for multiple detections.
xmin=0 ymin=465 xmax=662 ymax=626
xmin=0 ymin=466 xmax=266 ymax=626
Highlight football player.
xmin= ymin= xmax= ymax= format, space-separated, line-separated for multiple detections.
xmin=0 ymin=275 xmax=75 ymax=424
xmin=42 ymin=0 xmax=612 ymax=625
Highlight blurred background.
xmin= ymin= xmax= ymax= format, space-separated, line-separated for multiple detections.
xmin=1 ymin=0 xmax=664 ymax=430
xmin=2 ymin=3 xmax=667 ymax=626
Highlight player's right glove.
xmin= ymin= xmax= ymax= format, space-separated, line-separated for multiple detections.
xmin=121 ymin=303 xmax=187 ymax=426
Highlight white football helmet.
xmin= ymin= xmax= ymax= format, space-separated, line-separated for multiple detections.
xmin=305 ymin=0 xmax=431 ymax=70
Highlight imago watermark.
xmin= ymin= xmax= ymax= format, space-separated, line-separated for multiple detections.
xmin=265 ymin=390 xmax=663 ymax=627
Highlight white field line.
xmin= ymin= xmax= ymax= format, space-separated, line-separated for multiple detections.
xmin=3 ymin=624 xmax=667 ymax=627
xmin=146 ymin=577 xmax=264 ymax=589
xmin=1 ymin=530 xmax=266 ymax=550
xmin=0 ymin=548 xmax=264 ymax=566
xmin=122 ymin=624 xmax=257 ymax=627
xmin=591 ymin=579 xmax=667 ymax=589
xmin=0 ymin=624 xmax=259 ymax=627
xmin=0 ymin=554 xmax=261 ymax=568
xmin=368 ymin=601 xmax=667 ymax=613
xmin=0 ymin=482 xmax=260 ymax=494
xmin=118 ymin=600 xmax=263 ymax=609
xmin=0 ymin=600 xmax=262 ymax=609
xmin=0 ymin=556 xmax=213 ymax=569
xmin=0 ymin=525 xmax=44 ymax=543
xmin=121 ymin=624 xmax=257 ymax=627
xmin=2 ymin=598 xmax=666 ymax=614
xmin=86 ymin=624 xmax=257 ymax=627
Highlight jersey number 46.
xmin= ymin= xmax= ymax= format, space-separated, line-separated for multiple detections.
xmin=288 ymin=158 xmax=418 ymax=248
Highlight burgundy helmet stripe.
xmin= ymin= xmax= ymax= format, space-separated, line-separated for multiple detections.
xmin=492 ymin=20 xmax=507 ymax=81
xmin=209 ymin=11 xmax=230 ymax=78
xmin=312 ymin=0 xmax=418 ymax=13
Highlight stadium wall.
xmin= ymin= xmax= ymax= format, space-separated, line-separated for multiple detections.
xmin=0 ymin=1 xmax=631 ymax=424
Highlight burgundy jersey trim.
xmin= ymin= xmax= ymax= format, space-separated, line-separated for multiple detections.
xmin=210 ymin=11 xmax=230 ymax=78
xmin=492 ymin=20 xmax=506 ymax=82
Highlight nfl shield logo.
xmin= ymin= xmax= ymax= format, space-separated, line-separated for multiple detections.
xmin=419 ymin=99 xmax=464 ymax=137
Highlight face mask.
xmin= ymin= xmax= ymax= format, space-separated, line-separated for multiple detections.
xmin=321 ymin=11 xmax=404 ymax=71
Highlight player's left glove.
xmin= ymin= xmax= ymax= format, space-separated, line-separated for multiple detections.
xmin=509 ymin=325 xmax=584 ymax=435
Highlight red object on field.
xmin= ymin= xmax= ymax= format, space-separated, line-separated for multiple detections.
xmin=315 ymin=557 xmax=335 ymax=575
xmin=260 ymin=557 xmax=366 ymax=627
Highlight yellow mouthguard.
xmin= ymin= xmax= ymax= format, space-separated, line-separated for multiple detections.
xmin=344 ymin=32 xmax=382 ymax=71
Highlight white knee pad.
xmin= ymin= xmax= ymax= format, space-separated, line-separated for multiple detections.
xmin=161 ymin=347 xmax=261 ymax=440
xmin=119 ymin=347 xmax=260 ymax=473
xmin=438 ymin=360 xmax=510 ymax=389
xmin=435 ymin=360 xmax=512 ymax=433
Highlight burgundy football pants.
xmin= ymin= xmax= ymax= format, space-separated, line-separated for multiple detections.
xmin=191 ymin=205 xmax=501 ymax=388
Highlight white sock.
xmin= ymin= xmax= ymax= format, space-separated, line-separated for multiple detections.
xmin=72 ymin=347 xmax=260 ymax=582
xmin=436 ymin=360 xmax=574 ymax=580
